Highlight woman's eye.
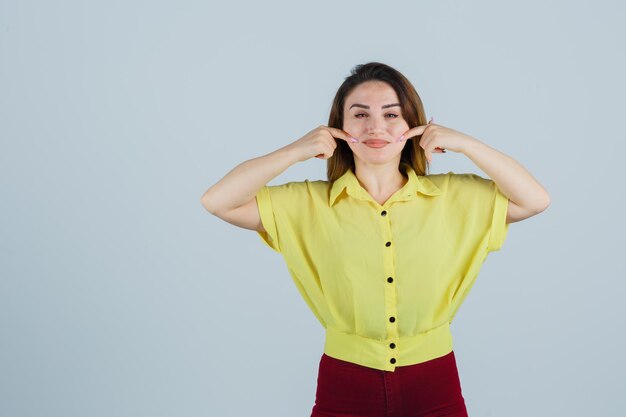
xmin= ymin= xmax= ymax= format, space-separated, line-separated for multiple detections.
xmin=355 ymin=113 xmax=399 ymax=118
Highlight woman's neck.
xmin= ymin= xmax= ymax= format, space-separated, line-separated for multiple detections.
xmin=353 ymin=162 xmax=408 ymax=203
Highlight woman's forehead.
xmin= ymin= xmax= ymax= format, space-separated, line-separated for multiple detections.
xmin=346 ymin=83 xmax=399 ymax=108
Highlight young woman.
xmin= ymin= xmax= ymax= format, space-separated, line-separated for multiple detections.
xmin=201 ymin=62 xmax=550 ymax=417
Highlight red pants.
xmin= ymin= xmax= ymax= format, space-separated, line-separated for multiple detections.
xmin=310 ymin=350 xmax=469 ymax=417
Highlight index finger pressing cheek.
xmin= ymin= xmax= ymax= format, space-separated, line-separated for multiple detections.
xmin=327 ymin=127 xmax=357 ymax=143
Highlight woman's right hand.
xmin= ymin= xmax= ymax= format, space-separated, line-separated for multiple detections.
xmin=288 ymin=125 xmax=355 ymax=162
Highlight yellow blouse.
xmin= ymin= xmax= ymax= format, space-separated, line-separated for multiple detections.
xmin=255 ymin=161 xmax=509 ymax=371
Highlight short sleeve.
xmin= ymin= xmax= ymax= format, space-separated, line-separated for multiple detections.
xmin=447 ymin=173 xmax=510 ymax=253
xmin=488 ymin=184 xmax=510 ymax=252
xmin=254 ymin=181 xmax=310 ymax=254
xmin=255 ymin=185 xmax=280 ymax=252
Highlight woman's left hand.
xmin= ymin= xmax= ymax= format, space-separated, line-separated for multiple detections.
xmin=398 ymin=117 xmax=477 ymax=163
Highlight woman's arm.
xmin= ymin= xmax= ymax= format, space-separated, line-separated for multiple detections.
xmin=200 ymin=126 xmax=350 ymax=231
xmin=461 ymin=137 xmax=551 ymax=222
xmin=402 ymin=121 xmax=551 ymax=220
xmin=200 ymin=145 xmax=299 ymax=216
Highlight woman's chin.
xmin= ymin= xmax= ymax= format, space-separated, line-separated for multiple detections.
xmin=353 ymin=152 xmax=402 ymax=165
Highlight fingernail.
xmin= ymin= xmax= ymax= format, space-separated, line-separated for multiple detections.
xmin=349 ymin=137 xmax=359 ymax=143
xmin=429 ymin=116 xmax=434 ymax=123
xmin=399 ymin=135 xmax=404 ymax=142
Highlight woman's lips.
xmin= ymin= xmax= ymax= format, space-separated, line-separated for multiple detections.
xmin=363 ymin=139 xmax=389 ymax=148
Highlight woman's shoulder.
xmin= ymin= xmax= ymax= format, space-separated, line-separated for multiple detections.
xmin=421 ymin=171 xmax=452 ymax=190
xmin=423 ymin=171 xmax=493 ymax=193
xmin=265 ymin=178 xmax=328 ymax=189
xmin=262 ymin=179 xmax=330 ymax=199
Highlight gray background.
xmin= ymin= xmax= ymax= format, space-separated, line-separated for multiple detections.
xmin=1 ymin=0 xmax=624 ymax=416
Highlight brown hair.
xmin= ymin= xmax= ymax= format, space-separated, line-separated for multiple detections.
xmin=326 ymin=62 xmax=431 ymax=182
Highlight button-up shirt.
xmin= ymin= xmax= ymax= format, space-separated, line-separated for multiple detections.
xmin=254 ymin=161 xmax=509 ymax=371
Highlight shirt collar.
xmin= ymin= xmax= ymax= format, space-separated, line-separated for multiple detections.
xmin=329 ymin=162 xmax=443 ymax=207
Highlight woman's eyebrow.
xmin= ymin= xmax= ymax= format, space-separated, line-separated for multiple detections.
xmin=349 ymin=103 xmax=400 ymax=110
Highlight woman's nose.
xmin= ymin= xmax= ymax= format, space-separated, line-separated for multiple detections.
xmin=366 ymin=118 xmax=386 ymax=133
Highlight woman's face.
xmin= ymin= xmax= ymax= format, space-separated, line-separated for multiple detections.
xmin=342 ymin=80 xmax=409 ymax=164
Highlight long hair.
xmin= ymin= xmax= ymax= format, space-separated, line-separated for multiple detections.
xmin=326 ymin=62 xmax=431 ymax=182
